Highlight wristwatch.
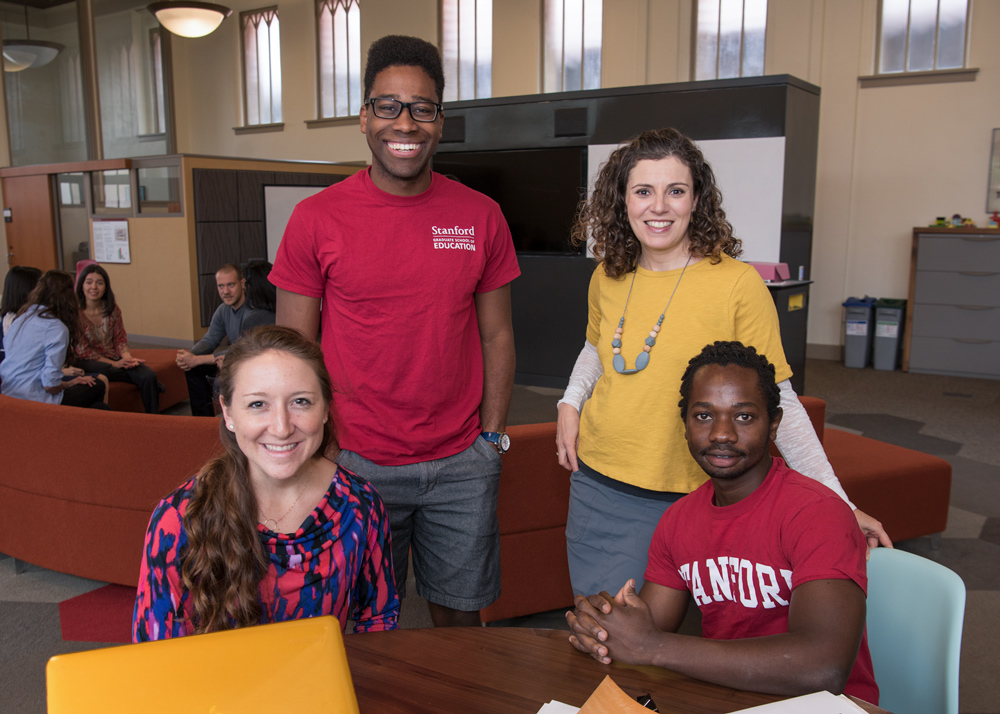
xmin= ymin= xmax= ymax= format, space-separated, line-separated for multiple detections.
xmin=481 ymin=431 xmax=510 ymax=455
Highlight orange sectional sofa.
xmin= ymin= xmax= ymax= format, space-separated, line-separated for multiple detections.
xmin=106 ymin=348 xmax=188 ymax=413
xmin=0 ymin=394 xmax=220 ymax=586
xmin=0 ymin=394 xmax=951 ymax=621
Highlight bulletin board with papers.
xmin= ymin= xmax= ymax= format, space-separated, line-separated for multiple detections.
xmin=92 ymin=220 xmax=131 ymax=264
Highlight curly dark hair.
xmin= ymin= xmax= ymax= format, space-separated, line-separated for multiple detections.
xmin=572 ymin=128 xmax=741 ymax=279
xmin=678 ymin=341 xmax=780 ymax=423
xmin=364 ymin=35 xmax=444 ymax=102
xmin=180 ymin=325 xmax=335 ymax=634
xmin=75 ymin=263 xmax=116 ymax=316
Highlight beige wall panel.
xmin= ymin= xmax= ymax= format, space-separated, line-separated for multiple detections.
xmin=809 ymin=0 xmax=865 ymax=347
xmin=765 ymin=0 xmax=820 ymax=82
xmin=602 ymin=0 xmax=648 ymax=88
xmin=96 ymin=217 xmax=194 ymax=341
xmin=492 ymin=0 xmax=541 ymax=97
xmin=645 ymin=0 xmax=685 ymax=84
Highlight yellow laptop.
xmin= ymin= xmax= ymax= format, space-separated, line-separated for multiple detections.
xmin=46 ymin=616 xmax=360 ymax=714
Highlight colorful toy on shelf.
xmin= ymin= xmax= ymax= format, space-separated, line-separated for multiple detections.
xmin=989 ymin=211 xmax=999 ymax=228
xmin=962 ymin=217 xmax=977 ymax=227
xmin=933 ymin=216 xmax=949 ymax=227
xmin=951 ymin=213 xmax=963 ymax=227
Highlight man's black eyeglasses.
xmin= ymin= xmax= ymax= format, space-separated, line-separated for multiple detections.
xmin=366 ymin=97 xmax=443 ymax=123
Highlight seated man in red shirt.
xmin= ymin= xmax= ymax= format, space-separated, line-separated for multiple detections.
xmin=567 ymin=341 xmax=879 ymax=704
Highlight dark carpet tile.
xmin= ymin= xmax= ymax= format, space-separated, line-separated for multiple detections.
xmin=0 ymin=601 xmax=119 ymax=714
xmin=943 ymin=456 xmax=1000 ymax=519
xmin=979 ymin=518 xmax=1000 ymax=549
xmin=896 ymin=537 xmax=1000 ymax=590
xmin=825 ymin=413 xmax=962 ymax=455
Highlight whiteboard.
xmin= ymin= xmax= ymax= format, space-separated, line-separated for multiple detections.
xmin=264 ymin=185 xmax=328 ymax=262
xmin=587 ymin=136 xmax=786 ymax=263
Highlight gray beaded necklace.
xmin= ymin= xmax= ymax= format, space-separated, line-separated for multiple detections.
xmin=611 ymin=254 xmax=692 ymax=374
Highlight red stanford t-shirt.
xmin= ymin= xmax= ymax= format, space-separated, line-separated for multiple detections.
xmin=645 ymin=458 xmax=880 ymax=704
xmin=270 ymin=169 xmax=519 ymax=465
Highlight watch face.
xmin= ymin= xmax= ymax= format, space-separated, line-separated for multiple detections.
xmin=499 ymin=433 xmax=510 ymax=452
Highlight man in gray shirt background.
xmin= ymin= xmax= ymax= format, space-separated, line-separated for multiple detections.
xmin=176 ymin=263 xmax=249 ymax=416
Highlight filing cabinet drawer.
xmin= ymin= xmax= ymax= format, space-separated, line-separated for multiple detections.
xmin=916 ymin=234 xmax=1000 ymax=272
xmin=911 ymin=304 xmax=1000 ymax=340
xmin=908 ymin=336 xmax=1000 ymax=378
xmin=913 ymin=271 xmax=1000 ymax=307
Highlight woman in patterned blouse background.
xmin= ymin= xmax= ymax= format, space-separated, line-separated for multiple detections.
xmin=75 ymin=263 xmax=161 ymax=413
xmin=133 ymin=325 xmax=399 ymax=641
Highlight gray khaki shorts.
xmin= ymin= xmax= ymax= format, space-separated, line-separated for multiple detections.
xmin=338 ymin=436 xmax=502 ymax=611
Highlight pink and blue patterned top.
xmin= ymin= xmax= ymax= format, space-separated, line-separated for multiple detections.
xmin=132 ymin=465 xmax=399 ymax=642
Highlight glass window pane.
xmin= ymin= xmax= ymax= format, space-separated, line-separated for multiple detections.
xmin=257 ymin=20 xmax=272 ymax=123
xmin=269 ymin=16 xmax=282 ymax=122
xmin=879 ymin=0 xmax=909 ymax=73
xmin=936 ymin=0 xmax=967 ymax=69
xmin=544 ymin=0 xmax=564 ymax=92
xmin=563 ymin=0 xmax=584 ymax=91
xmin=137 ymin=165 xmax=181 ymax=215
xmin=906 ymin=0 xmax=938 ymax=72
xmin=244 ymin=17 xmax=260 ymax=125
xmin=318 ymin=2 xmax=334 ymax=117
xmin=741 ymin=0 xmax=766 ymax=77
xmin=695 ymin=0 xmax=721 ymax=80
xmin=92 ymin=169 xmax=132 ymax=216
xmin=459 ymin=0 xmax=476 ymax=100
xmin=333 ymin=5 xmax=348 ymax=115
xmin=717 ymin=0 xmax=743 ymax=79
xmin=475 ymin=0 xmax=492 ymax=99
xmin=582 ymin=0 xmax=601 ymax=90
xmin=442 ymin=0 xmax=459 ymax=102
xmin=347 ymin=2 xmax=361 ymax=114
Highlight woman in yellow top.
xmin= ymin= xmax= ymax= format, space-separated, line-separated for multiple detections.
xmin=556 ymin=128 xmax=890 ymax=597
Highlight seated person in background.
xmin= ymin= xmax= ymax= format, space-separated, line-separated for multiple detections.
xmin=133 ymin=325 xmax=398 ymax=641
xmin=241 ymin=260 xmax=277 ymax=333
xmin=1 ymin=265 xmax=42 ymax=361
xmin=1 ymin=270 xmax=108 ymax=409
xmin=75 ymin=264 xmax=161 ymax=414
xmin=175 ymin=264 xmax=250 ymax=416
xmin=567 ymin=341 xmax=879 ymax=704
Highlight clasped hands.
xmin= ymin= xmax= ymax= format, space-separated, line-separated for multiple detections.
xmin=566 ymin=579 xmax=660 ymax=666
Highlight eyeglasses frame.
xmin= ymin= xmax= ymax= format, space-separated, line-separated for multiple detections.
xmin=365 ymin=97 xmax=443 ymax=123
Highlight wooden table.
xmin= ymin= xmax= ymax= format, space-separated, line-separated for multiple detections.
xmin=345 ymin=627 xmax=888 ymax=714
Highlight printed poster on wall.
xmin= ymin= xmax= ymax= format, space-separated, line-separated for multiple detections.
xmin=92 ymin=220 xmax=130 ymax=264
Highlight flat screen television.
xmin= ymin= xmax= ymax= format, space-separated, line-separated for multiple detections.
xmin=433 ymin=146 xmax=587 ymax=254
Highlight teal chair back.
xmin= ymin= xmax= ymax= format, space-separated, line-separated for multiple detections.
xmin=866 ymin=548 xmax=966 ymax=714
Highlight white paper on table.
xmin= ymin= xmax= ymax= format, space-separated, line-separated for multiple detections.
xmin=732 ymin=690 xmax=869 ymax=713
xmin=536 ymin=701 xmax=581 ymax=714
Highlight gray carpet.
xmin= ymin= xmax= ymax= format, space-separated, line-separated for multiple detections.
xmin=1 ymin=358 xmax=997 ymax=713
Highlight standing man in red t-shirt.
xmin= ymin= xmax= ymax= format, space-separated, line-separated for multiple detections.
xmin=270 ymin=35 xmax=519 ymax=627
xmin=567 ymin=341 xmax=879 ymax=704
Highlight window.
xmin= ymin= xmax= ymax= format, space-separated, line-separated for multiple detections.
xmin=543 ymin=0 xmax=602 ymax=93
xmin=148 ymin=29 xmax=167 ymax=135
xmin=441 ymin=0 xmax=492 ymax=101
xmin=317 ymin=0 xmax=360 ymax=117
xmin=694 ymin=0 xmax=767 ymax=81
xmin=878 ymin=0 xmax=968 ymax=74
xmin=241 ymin=7 xmax=282 ymax=125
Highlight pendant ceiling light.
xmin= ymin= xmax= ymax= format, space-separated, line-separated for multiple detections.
xmin=148 ymin=1 xmax=232 ymax=38
xmin=3 ymin=6 xmax=64 ymax=73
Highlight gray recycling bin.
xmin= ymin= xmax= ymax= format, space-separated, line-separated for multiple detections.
xmin=842 ymin=297 xmax=876 ymax=368
xmin=873 ymin=298 xmax=906 ymax=371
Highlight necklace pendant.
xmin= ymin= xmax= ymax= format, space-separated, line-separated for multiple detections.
xmin=262 ymin=518 xmax=278 ymax=531
xmin=612 ymin=354 xmax=626 ymax=373
xmin=635 ymin=351 xmax=650 ymax=370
